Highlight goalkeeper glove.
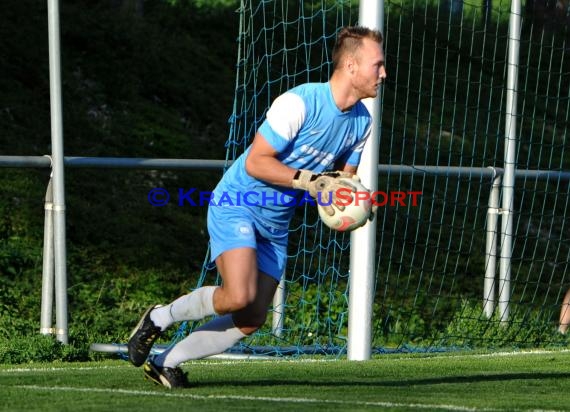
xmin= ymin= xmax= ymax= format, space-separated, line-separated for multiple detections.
xmin=292 ymin=169 xmax=359 ymax=216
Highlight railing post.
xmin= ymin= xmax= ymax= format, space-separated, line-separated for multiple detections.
xmin=40 ymin=177 xmax=55 ymax=335
xmin=272 ymin=276 xmax=286 ymax=338
xmin=484 ymin=171 xmax=502 ymax=318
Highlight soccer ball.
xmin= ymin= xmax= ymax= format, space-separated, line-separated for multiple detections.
xmin=317 ymin=177 xmax=372 ymax=232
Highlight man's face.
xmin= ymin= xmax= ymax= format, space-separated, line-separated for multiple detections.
xmin=352 ymin=38 xmax=386 ymax=99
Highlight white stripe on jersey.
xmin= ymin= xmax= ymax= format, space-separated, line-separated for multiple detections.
xmin=265 ymin=92 xmax=306 ymax=141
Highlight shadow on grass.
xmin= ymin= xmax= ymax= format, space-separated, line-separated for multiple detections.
xmin=187 ymin=371 xmax=570 ymax=389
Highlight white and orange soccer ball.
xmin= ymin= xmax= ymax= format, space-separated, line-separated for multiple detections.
xmin=317 ymin=177 xmax=372 ymax=232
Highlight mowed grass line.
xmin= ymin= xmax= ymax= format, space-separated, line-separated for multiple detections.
xmin=1 ymin=350 xmax=570 ymax=412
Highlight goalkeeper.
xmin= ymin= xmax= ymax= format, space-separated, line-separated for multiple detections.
xmin=127 ymin=25 xmax=387 ymax=388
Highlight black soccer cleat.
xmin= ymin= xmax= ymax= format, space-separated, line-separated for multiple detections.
xmin=143 ymin=359 xmax=190 ymax=389
xmin=127 ymin=304 xmax=163 ymax=367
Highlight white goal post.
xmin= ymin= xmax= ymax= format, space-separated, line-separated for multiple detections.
xmin=347 ymin=0 xmax=384 ymax=361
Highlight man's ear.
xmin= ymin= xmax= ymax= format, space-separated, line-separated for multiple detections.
xmin=345 ymin=54 xmax=356 ymax=75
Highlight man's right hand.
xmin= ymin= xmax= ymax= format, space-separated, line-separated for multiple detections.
xmin=292 ymin=170 xmax=360 ymax=215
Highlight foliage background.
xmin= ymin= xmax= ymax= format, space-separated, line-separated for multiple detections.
xmin=1 ymin=0 xmax=241 ymax=360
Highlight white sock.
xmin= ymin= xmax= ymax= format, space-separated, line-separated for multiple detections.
xmin=150 ymin=286 xmax=217 ymax=331
xmin=154 ymin=314 xmax=246 ymax=368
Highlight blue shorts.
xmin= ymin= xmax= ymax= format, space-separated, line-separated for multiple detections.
xmin=207 ymin=205 xmax=289 ymax=281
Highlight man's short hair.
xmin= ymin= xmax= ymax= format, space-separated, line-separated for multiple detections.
xmin=332 ymin=26 xmax=384 ymax=70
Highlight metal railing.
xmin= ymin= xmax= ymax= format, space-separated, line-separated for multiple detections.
xmin=3 ymin=154 xmax=570 ymax=345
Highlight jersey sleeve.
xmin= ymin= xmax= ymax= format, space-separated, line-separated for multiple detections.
xmin=257 ymin=92 xmax=306 ymax=152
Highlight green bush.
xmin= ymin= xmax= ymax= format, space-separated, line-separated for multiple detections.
xmin=0 ymin=0 xmax=237 ymax=363
xmin=443 ymin=299 xmax=569 ymax=349
xmin=0 ymin=329 xmax=93 ymax=364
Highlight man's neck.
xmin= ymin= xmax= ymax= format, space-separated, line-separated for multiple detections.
xmin=329 ymin=74 xmax=358 ymax=112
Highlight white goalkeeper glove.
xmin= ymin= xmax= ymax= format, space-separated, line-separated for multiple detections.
xmin=292 ymin=169 xmax=360 ymax=216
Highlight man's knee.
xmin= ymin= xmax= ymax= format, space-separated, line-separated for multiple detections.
xmin=214 ymin=284 xmax=257 ymax=314
xmin=227 ymin=290 xmax=257 ymax=312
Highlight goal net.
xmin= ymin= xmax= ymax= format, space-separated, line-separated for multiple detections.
xmin=178 ymin=0 xmax=570 ymax=356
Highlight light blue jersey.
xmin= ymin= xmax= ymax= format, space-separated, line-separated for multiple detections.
xmin=212 ymin=82 xmax=372 ymax=229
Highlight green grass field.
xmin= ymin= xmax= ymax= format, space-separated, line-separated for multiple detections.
xmin=2 ymin=349 xmax=570 ymax=411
